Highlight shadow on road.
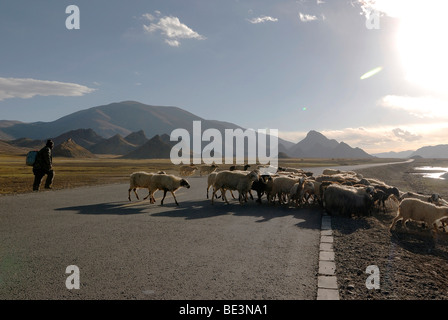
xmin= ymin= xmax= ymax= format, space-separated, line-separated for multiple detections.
xmin=151 ymin=198 xmax=322 ymax=230
xmin=55 ymin=201 xmax=150 ymax=215
xmin=55 ymin=198 xmax=322 ymax=230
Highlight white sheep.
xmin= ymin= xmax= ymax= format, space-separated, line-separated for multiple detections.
xmin=289 ymin=178 xmax=306 ymax=207
xmin=147 ymin=173 xmax=191 ymax=206
xmin=389 ymin=198 xmax=448 ymax=237
xmin=299 ymin=180 xmax=320 ymax=205
xmin=179 ymin=165 xmax=198 ymax=177
xmin=128 ymin=171 xmax=166 ymax=202
xmin=199 ymin=164 xmax=219 ymax=176
xmin=206 ymin=171 xmax=235 ymax=200
xmin=400 ymin=191 xmax=440 ymax=202
xmin=269 ymin=176 xmax=302 ymax=204
xmin=211 ymin=170 xmax=259 ymax=204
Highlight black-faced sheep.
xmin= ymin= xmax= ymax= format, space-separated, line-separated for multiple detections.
xmin=147 ymin=174 xmax=190 ymax=206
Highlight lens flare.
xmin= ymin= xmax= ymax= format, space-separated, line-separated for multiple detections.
xmin=360 ymin=66 xmax=383 ymax=80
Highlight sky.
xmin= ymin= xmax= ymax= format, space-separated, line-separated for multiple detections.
xmin=0 ymin=0 xmax=447 ymax=154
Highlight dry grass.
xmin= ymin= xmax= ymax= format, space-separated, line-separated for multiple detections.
xmin=0 ymin=154 xmax=404 ymax=195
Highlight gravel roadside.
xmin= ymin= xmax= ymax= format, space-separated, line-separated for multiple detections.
xmin=331 ymin=158 xmax=448 ymax=300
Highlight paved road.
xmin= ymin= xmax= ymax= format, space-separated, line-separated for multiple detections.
xmin=0 ymin=176 xmax=322 ymax=300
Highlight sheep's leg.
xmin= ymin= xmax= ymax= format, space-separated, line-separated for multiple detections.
xmin=171 ymin=191 xmax=179 ymax=206
xmin=206 ymin=185 xmax=210 ymax=199
xmin=230 ymin=190 xmax=236 ymax=199
xmin=161 ymin=190 xmax=167 ymax=205
xmin=128 ymin=188 xmax=132 ymax=201
xmin=389 ymin=214 xmax=402 ymax=231
xmin=221 ymin=188 xmax=229 ymax=204
xmin=211 ymin=188 xmax=218 ymax=204
xmin=130 ymin=188 xmax=139 ymax=201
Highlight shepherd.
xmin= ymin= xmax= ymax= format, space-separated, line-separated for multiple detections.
xmin=32 ymin=139 xmax=55 ymax=191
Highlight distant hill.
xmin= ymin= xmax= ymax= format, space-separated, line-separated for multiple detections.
xmin=7 ymin=137 xmax=45 ymax=150
xmin=124 ymin=130 xmax=148 ymax=146
xmin=53 ymin=139 xmax=96 ymax=158
xmin=88 ymin=134 xmax=138 ymax=155
xmin=374 ymin=145 xmax=448 ymax=159
xmin=121 ymin=134 xmax=173 ymax=159
xmin=373 ymin=150 xmax=414 ymax=158
xmin=52 ymin=128 xmax=105 ymax=149
xmin=411 ymin=144 xmax=448 ymax=158
xmin=287 ymin=130 xmax=373 ymax=159
xmin=0 ymin=140 xmax=30 ymax=154
xmin=0 ymin=100 xmax=294 ymax=150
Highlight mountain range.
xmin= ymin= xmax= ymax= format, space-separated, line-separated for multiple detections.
xmin=1 ymin=100 xmax=445 ymax=159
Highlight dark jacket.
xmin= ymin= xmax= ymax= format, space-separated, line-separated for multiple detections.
xmin=33 ymin=146 xmax=53 ymax=171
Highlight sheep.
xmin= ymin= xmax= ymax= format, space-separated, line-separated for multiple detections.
xmin=322 ymin=168 xmax=341 ymax=176
xmin=400 ymin=191 xmax=441 ymax=202
xmin=229 ymin=164 xmax=251 ymax=171
xmin=372 ymin=185 xmax=400 ymax=212
xmin=277 ymin=167 xmax=303 ymax=174
xmin=289 ymin=178 xmax=306 ymax=207
xmin=128 ymin=171 xmax=166 ymax=202
xmin=299 ymin=180 xmax=320 ymax=205
xmin=322 ymin=169 xmax=363 ymax=179
xmin=389 ymin=198 xmax=448 ymax=237
xmin=199 ymin=164 xmax=219 ymax=176
xmin=179 ymin=165 xmax=198 ymax=177
xmin=323 ymin=184 xmax=374 ymax=217
xmin=428 ymin=193 xmax=448 ymax=207
xmin=146 ymin=174 xmax=190 ymax=206
xmin=269 ymin=176 xmax=303 ymax=204
xmin=206 ymin=171 xmax=235 ymax=200
xmin=211 ymin=170 xmax=259 ymax=204
xmin=251 ymin=175 xmax=272 ymax=203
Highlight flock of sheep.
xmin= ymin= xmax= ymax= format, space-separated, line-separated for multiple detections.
xmin=128 ymin=163 xmax=448 ymax=238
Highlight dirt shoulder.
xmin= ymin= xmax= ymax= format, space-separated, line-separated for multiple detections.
xmin=332 ymin=158 xmax=448 ymax=300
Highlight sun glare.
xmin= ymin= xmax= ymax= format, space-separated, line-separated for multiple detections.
xmin=395 ymin=1 xmax=448 ymax=93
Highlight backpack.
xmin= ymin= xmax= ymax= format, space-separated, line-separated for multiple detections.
xmin=26 ymin=150 xmax=39 ymax=166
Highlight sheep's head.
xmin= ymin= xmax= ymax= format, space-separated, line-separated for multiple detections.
xmin=180 ymin=179 xmax=191 ymax=188
xmin=244 ymin=164 xmax=251 ymax=170
xmin=247 ymin=170 xmax=259 ymax=182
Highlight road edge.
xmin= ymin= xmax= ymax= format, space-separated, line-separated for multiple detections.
xmin=316 ymin=214 xmax=340 ymax=300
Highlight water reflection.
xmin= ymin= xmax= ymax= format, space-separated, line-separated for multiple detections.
xmin=413 ymin=166 xmax=448 ymax=180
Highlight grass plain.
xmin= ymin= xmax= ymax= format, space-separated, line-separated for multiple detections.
xmin=0 ymin=154 xmax=405 ymax=195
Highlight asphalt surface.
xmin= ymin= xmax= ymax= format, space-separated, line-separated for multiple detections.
xmin=0 ymin=176 xmax=322 ymax=300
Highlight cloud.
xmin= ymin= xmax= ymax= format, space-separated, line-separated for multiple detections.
xmin=379 ymin=95 xmax=448 ymax=119
xmin=247 ymin=16 xmax=278 ymax=24
xmin=143 ymin=13 xmax=205 ymax=46
xmin=0 ymin=77 xmax=95 ymax=101
xmin=392 ymin=128 xmax=421 ymax=142
xmin=298 ymin=12 xmax=318 ymax=22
